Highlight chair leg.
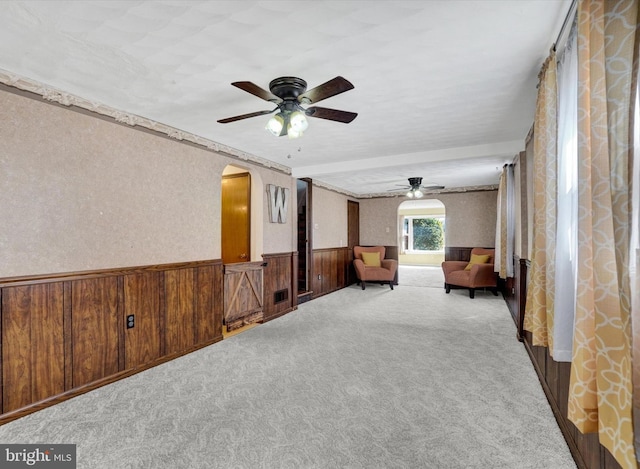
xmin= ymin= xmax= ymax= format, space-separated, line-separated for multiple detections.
xmin=469 ymin=289 xmax=475 ymax=299
xmin=492 ymin=288 xmax=499 ymax=296
xmin=445 ymin=283 xmax=451 ymax=294
xmin=361 ymin=282 xmax=366 ymax=290
xmin=389 ymin=281 xmax=394 ymax=290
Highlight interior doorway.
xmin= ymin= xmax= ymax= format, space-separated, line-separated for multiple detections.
xmin=296 ymin=178 xmax=312 ymax=297
xmin=398 ymin=199 xmax=445 ymax=266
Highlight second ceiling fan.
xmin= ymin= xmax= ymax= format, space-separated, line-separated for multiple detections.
xmin=217 ymin=76 xmax=357 ymax=138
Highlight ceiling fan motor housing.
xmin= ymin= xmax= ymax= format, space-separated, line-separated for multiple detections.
xmin=269 ymin=77 xmax=307 ymax=100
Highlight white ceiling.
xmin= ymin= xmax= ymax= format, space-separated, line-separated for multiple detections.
xmin=0 ymin=1 xmax=571 ymax=197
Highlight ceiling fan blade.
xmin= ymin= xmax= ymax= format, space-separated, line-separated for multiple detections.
xmin=305 ymin=106 xmax=357 ymax=123
xmin=217 ymin=109 xmax=275 ymax=124
xmin=231 ymin=81 xmax=282 ymax=103
xmin=423 ymin=185 xmax=445 ymax=190
xmin=298 ymin=76 xmax=354 ymax=104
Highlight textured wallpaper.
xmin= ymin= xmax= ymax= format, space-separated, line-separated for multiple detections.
xmin=311 ymin=186 xmax=351 ymax=249
xmin=0 ymin=89 xmax=295 ymax=277
xmin=359 ymin=191 xmax=498 ymax=248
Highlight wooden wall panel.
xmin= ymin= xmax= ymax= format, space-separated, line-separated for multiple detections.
xmin=71 ymin=277 xmax=120 ymax=388
xmin=262 ymin=253 xmax=295 ymax=322
xmin=194 ymin=265 xmax=223 ymax=344
xmin=164 ymin=268 xmax=195 ymax=355
xmin=311 ymin=247 xmax=350 ymax=299
xmin=1 ymin=283 xmax=65 ymax=412
xmin=0 ymin=259 xmax=223 ymax=425
xmin=123 ymin=271 xmax=163 ymax=370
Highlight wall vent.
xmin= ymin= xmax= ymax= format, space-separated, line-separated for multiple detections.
xmin=274 ymin=289 xmax=288 ymax=304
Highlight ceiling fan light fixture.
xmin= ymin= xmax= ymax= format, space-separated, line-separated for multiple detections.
xmin=265 ymin=113 xmax=284 ymax=136
xmin=413 ymin=189 xmax=424 ymax=198
xmin=406 ymin=190 xmax=414 ymax=198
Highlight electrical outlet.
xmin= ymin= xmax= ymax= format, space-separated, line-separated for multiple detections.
xmin=126 ymin=314 xmax=135 ymax=329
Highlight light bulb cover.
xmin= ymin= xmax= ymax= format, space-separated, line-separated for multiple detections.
xmin=265 ymin=114 xmax=284 ymax=136
xmin=406 ymin=191 xmax=414 ymax=198
xmin=414 ymin=190 xmax=424 ymax=198
xmin=289 ymin=111 xmax=309 ymax=132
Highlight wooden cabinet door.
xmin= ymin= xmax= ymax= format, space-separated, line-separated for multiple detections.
xmin=1 ymin=283 xmax=65 ymax=412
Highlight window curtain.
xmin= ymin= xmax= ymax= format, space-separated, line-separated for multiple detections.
xmin=633 ymin=58 xmax=640 ymax=457
xmin=567 ymin=1 xmax=639 ymax=467
xmin=495 ymin=164 xmax=515 ymax=279
xmin=552 ymin=20 xmax=578 ymax=363
xmin=523 ymin=52 xmax=557 ymax=351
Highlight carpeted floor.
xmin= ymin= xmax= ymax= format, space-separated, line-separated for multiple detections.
xmin=0 ymin=267 xmax=576 ymax=468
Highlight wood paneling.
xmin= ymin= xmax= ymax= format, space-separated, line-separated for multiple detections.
xmin=263 ymin=252 xmax=296 ymax=322
xmin=1 ymin=283 xmax=65 ymax=412
xmin=0 ymin=259 xmax=223 ymax=424
xmin=165 ymin=268 xmax=196 ymax=355
xmin=71 ymin=277 xmax=120 ymax=388
xmin=312 ymin=247 xmax=349 ymax=298
xmin=194 ymin=265 xmax=222 ymax=345
xmin=123 ymin=271 xmax=163 ymax=369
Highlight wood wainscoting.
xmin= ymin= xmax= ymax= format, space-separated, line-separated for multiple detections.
xmin=262 ymin=252 xmax=298 ymax=322
xmin=312 ymin=247 xmax=350 ymax=299
xmin=0 ymin=260 xmax=224 ymax=424
xmin=514 ymin=257 xmax=622 ymax=469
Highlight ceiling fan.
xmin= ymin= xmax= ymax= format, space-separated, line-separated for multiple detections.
xmin=217 ymin=76 xmax=357 ymax=138
xmin=392 ymin=177 xmax=445 ymax=198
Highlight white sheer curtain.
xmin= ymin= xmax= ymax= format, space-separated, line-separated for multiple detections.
xmin=495 ymin=164 xmax=515 ymax=279
xmin=552 ymin=22 xmax=578 ymax=362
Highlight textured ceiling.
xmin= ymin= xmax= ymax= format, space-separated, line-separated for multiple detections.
xmin=0 ymin=1 xmax=571 ymax=196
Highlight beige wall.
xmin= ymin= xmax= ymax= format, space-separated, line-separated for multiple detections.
xmin=360 ymin=191 xmax=498 ymax=249
xmin=311 ymin=185 xmax=353 ymax=249
xmin=0 ymin=88 xmax=296 ymax=277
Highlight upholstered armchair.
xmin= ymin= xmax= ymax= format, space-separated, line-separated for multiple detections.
xmin=441 ymin=248 xmax=498 ymax=298
xmin=353 ymin=246 xmax=398 ymax=290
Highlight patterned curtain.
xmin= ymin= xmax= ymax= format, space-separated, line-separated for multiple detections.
xmin=523 ymin=52 xmax=557 ymax=351
xmin=567 ymin=1 xmax=639 ymax=467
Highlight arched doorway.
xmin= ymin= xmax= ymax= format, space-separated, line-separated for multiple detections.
xmin=398 ymin=199 xmax=445 ymax=266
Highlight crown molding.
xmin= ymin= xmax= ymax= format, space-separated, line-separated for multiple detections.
xmin=0 ymin=68 xmax=291 ymax=175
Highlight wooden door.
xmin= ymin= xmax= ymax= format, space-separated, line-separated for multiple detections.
xmin=222 ymin=173 xmax=250 ymax=264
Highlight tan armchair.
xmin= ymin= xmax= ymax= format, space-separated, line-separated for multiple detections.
xmin=353 ymin=246 xmax=398 ymax=290
xmin=441 ymin=248 xmax=498 ymax=298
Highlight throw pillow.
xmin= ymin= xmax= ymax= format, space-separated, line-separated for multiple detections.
xmin=464 ymin=254 xmax=490 ymax=271
xmin=361 ymin=251 xmax=381 ymax=267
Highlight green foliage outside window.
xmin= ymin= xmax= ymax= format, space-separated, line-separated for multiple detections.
xmin=412 ymin=218 xmax=444 ymax=250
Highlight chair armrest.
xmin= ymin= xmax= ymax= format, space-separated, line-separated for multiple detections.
xmin=353 ymin=258 xmax=366 ymax=279
xmin=441 ymin=261 xmax=468 ymax=276
xmin=381 ymin=259 xmax=398 ymax=276
xmin=469 ymin=263 xmax=498 ymax=287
